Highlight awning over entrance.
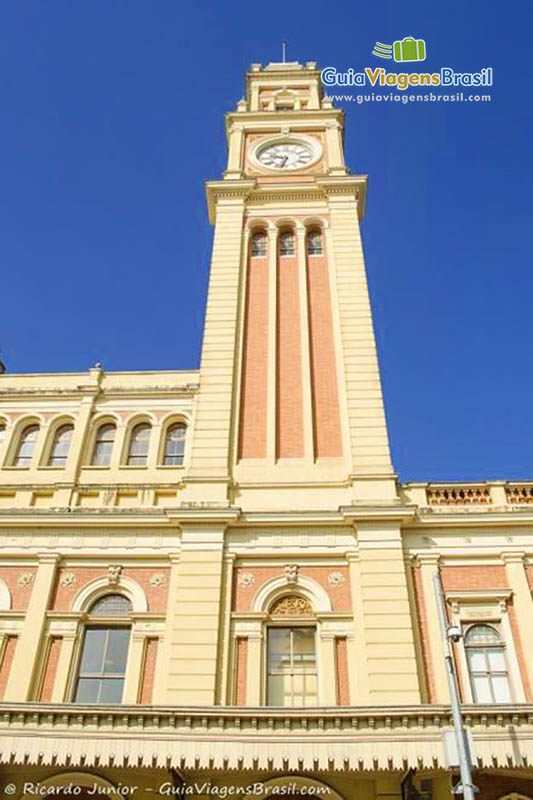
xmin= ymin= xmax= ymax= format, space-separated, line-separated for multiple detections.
xmin=1 ymin=703 xmax=532 ymax=773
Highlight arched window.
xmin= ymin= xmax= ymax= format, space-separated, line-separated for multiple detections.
xmin=127 ymin=423 xmax=151 ymax=466
xmin=48 ymin=424 xmax=74 ymax=467
xmin=306 ymin=230 xmax=323 ymax=255
xmin=14 ymin=424 xmax=39 ymax=467
xmin=465 ymin=624 xmax=511 ymax=703
xmin=279 ymin=230 xmax=295 ymax=256
xmin=0 ymin=422 xmax=6 ymax=448
xmin=251 ymin=231 xmax=267 ymax=257
xmin=266 ymin=595 xmax=317 ymax=707
xmin=163 ymin=423 xmax=187 ymax=466
xmin=90 ymin=423 xmax=116 ymax=466
xmin=74 ymin=593 xmax=132 ymax=704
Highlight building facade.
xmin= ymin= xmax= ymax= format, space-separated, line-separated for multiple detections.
xmin=0 ymin=61 xmax=532 ymax=800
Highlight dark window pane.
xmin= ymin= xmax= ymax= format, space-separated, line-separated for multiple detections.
xmin=75 ymin=677 xmax=101 ymax=703
xmin=104 ymin=628 xmax=130 ymax=674
xmin=251 ymin=232 xmax=267 ymax=257
xmin=279 ymin=231 xmax=295 ymax=256
xmin=99 ymin=678 xmax=125 ymax=704
xmin=78 ymin=628 xmax=106 ymax=674
xmin=89 ymin=595 xmax=132 ymax=617
xmin=307 ymin=231 xmax=322 ymax=255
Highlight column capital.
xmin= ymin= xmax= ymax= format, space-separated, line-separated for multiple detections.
xmin=501 ymin=550 xmax=527 ymax=564
xmin=415 ymin=551 xmax=442 ymax=567
xmin=37 ymin=552 xmax=61 ymax=565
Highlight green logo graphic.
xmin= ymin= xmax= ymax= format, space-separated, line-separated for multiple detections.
xmin=372 ymin=36 xmax=427 ymax=63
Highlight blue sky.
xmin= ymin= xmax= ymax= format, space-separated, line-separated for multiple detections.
xmin=0 ymin=1 xmax=530 ymax=482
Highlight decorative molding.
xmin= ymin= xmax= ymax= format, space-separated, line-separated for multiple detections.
xmin=59 ymin=572 xmax=77 ymax=590
xmin=148 ymin=573 xmax=167 ymax=589
xmin=269 ymin=594 xmax=313 ymax=617
xmin=327 ymin=571 xmax=345 ymax=587
xmin=237 ymin=572 xmax=255 ymax=588
xmin=284 ymin=563 xmax=299 ymax=584
xmin=17 ymin=572 xmax=34 ymax=588
xmin=107 ymin=564 xmax=123 ymax=585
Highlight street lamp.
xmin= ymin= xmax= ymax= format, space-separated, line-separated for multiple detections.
xmin=433 ymin=573 xmax=478 ymax=799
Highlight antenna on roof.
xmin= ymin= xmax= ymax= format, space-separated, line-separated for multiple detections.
xmin=282 ymin=40 xmax=287 ymax=63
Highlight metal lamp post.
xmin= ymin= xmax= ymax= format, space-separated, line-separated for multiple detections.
xmin=433 ymin=573 xmax=478 ymax=798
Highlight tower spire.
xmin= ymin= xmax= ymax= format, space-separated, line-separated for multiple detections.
xmin=281 ymin=40 xmax=287 ymax=63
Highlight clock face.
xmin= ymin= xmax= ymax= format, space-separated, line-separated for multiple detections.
xmin=257 ymin=141 xmax=314 ymax=170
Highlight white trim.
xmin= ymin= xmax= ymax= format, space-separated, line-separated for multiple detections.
xmin=252 ymin=575 xmax=332 ymax=613
xmin=71 ymin=575 xmax=148 ymax=613
xmin=0 ymin=579 xmax=11 ymax=611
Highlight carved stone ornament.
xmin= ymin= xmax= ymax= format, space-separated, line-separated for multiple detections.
xmin=327 ymin=571 xmax=345 ymax=587
xmin=149 ymin=573 xmax=167 ymax=589
xmin=238 ymin=572 xmax=255 ymax=588
xmin=270 ymin=595 xmax=314 ymax=617
xmin=60 ymin=571 xmax=77 ymax=590
xmin=107 ymin=564 xmax=123 ymax=585
xmin=17 ymin=572 xmax=34 ymax=588
xmin=284 ymin=563 xmax=299 ymax=584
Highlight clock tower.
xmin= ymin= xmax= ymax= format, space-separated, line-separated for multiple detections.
xmin=186 ymin=61 xmax=397 ymax=509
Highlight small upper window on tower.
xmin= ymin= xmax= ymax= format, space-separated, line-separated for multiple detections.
xmin=251 ymin=231 xmax=267 ymax=257
xmin=307 ymin=230 xmax=323 ymax=255
xmin=275 ymin=102 xmax=294 ymax=111
xmin=279 ymin=231 xmax=295 ymax=256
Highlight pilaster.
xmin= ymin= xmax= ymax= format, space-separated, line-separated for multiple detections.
xmin=162 ymin=525 xmax=227 ymax=705
xmin=502 ymin=551 xmax=533 ymax=697
xmin=4 ymin=553 xmax=60 ymax=701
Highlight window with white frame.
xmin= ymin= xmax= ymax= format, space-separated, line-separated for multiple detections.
xmin=48 ymin=424 xmax=74 ymax=467
xmin=74 ymin=594 xmax=132 ymax=704
xmin=127 ymin=423 xmax=151 ymax=466
xmin=162 ymin=423 xmax=186 ymax=466
xmin=267 ymin=626 xmax=317 ymax=707
xmin=464 ymin=623 xmax=512 ymax=703
xmin=13 ymin=424 xmax=39 ymax=466
xmin=266 ymin=594 xmax=317 ymax=707
xmin=90 ymin=423 xmax=116 ymax=466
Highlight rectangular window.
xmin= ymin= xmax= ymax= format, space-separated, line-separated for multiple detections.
xmin=267 ymin=626 xmax=317 ymax=707
xmin=74 ymin=626 xmax=130 ymax=704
